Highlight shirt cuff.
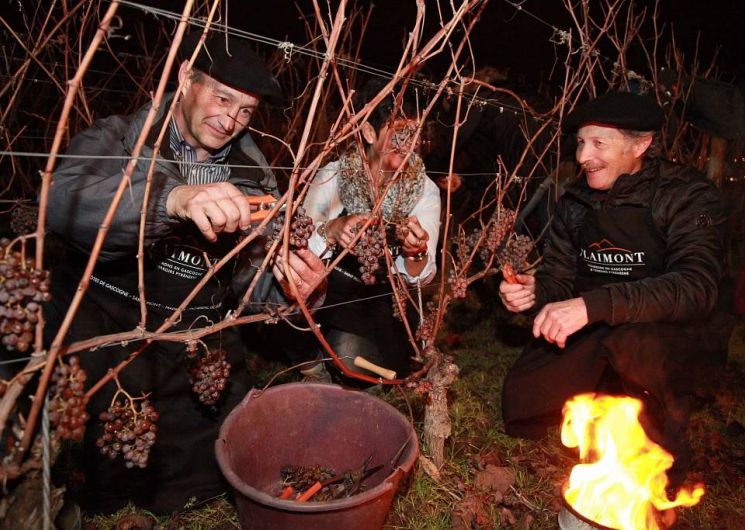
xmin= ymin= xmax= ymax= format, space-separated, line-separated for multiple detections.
xmin=395 ymin=252 xmax=436 ymax=284
xmin=581 ymin=288 xmax=613 ymax=324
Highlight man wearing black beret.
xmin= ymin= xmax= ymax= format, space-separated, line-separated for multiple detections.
xmin=45 ymin=32 xmax=326 ymax=514
xmin=499 ymin=91 xmax=734 ymax=482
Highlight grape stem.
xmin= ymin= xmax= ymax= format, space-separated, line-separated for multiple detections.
xmin=109 ymin=376 xmax=151 ymax=419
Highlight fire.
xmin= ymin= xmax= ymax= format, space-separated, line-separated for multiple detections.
xmin=560 ymin=393 xmax=704 ymax=530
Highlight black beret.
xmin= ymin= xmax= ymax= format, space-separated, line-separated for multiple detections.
xmin=180 ymin=31 xmax=285 ymax=105
xmin=563 ymin=91 xmax=663 ymax=132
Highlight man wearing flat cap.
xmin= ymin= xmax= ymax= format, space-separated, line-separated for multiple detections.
xmin=499 ymin=91 xmax=734 ymax=481
xmin=45 ymin=32 xmax=326 ymax=513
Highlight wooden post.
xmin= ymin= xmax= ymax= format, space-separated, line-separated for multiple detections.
xmin=707 ymin=136 xmax=728 ymax=186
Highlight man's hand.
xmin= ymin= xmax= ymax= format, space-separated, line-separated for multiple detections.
xmin=499 ymin=274 xmax=536 ymax=313
xmin=273 ymin=248 xmax=327 ymax=303
xmin=399 ymin=216 xmax=429 ymax=256
xmin=323 ymin=214 xmax=370 ymax=249
xmin=532 ymin=297 xmax=588 ymax=348
xmin=166 ymin=183 xmax=252 ymax=242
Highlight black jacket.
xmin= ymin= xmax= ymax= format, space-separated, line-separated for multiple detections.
xmin=48 ymin=93 xmax=286 ymax=313
xmin=535 ymin=158 xmax=726 ymax=325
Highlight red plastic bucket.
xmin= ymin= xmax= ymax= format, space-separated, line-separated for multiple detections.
xmin=216 ymin=383 xmax=419 ymax=530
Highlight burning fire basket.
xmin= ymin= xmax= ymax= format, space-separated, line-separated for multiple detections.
xmin=558 ymin=393 xmax=704 ymax=530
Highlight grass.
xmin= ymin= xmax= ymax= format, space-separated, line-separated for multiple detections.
xmin=79 ymin=302 xmax=745 ymax=529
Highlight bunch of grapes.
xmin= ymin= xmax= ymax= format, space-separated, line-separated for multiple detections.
xmin=49 ymin=355 xmax=90 ymax=441
xmin=480 ymin=208 xmax=516 ymax=262
xmin=455 ymin=230 xmax=470 ymax=264
xmin=467 ymin=229 xmax=482 ymax=253
xmin=498 ymin=234 xmax=535 ymax=273
xmin=415 ymin=301 xmax=438 ymax=343
xmin=393 ymin=223 xmax=409 ymax=254
xmin=188 ymin=349 xmax=231 ymax=406
xmin=448 ymin=273 xmax=468 ymax=299
xmin=455 ymin=227 xmax=484 ymax=265
xmin=0 ymin=238 xmax=51 ymax=352
xmin=352 ymin=223 xmax=386 ymax=285
xmin=391 ymin=294 xmax=405 ymax=321
xmin=96 ymin=396 xmax=159 ymax=469
xmin=265 ymin=206 xmax=314 ymax=250
xmin=10 ymin=204 xmax=39 ymax=236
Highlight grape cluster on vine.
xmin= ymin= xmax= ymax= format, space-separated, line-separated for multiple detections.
xmin=0 ymin=238 xmax=51 ymax=352
xmin=352 ymin=222 xmax=386 ymax=285
xmin=391 ymin=293 xmax=405 ymax=321
xmin=498 ymin=234 xmax=534 ymax=273
xmin=479 ymin=208 xmax=516 ymax=262
xmin=10 ymin=204 xmax=39 ymax=236
xmin=393 ymin=223 xmax=409 ymax=247
xmin=96 ymin=396 xmax=159 ymax=469
xmin=50 ymin=355 xmax=90 ymax=441
xmin=188 ymin=348 xmax=231 ymax=406
xmin=265 ymin=206 xmax=314 ymax=250
xmin=455 ymin=227 xmax=484 ymax=265
xmin=415 ymin=301 xmax=438 ymax=343
xmin=448 ymin=273 xmax=468 ymax=299
xmin=455 ymin=229 xmax=472 ymax=264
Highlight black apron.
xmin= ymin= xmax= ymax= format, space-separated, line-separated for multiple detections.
xmin=86 ymin=226 xmax=234 ymax=316
xmin=501 ymin=196 xmax=733 ymax=459
xmin=46 ymin=241 xmax=252 ymax=515
xmin=574 ymin=201 xmax=666 ymax=291
xmin=259 ymin=241 xmax=413 ymax=378
xmin=316 ymin=246 xmax=412 ymax=377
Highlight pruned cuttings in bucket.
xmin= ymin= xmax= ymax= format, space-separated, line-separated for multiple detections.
xmin=216 ymin=383 xmax=419 ymax=529
xmin=276 ymin=454 xmax=383 ymax=502
xmin=278 ymin=464 xmax=337 ymax=501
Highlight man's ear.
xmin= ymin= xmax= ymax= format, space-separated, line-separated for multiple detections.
xmin=632 ymin=134 xmax=654 ymax=158
xmin=361 ymin=122 xmax=377 ymax=144
xmin=177 ymin=61 xmax=192 ymax=89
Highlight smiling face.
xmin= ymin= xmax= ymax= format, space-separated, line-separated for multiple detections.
xmin=575 ymin=125 xmax=651 ymax=190
xmin=175 ymin=62 xmax=260 ymax=159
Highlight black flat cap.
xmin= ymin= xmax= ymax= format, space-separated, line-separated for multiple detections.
xmin=563 ymin=91 xmax=663 ymax=132
xmin=180 ymin=31 xmax=285 ymax=105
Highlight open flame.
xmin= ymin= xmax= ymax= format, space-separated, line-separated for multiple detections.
xmin=560 ymin=393 xmax=704 ymax=530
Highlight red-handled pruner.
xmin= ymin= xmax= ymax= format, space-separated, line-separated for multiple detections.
xmin=502 ymin=263 xmax=518 ymax=284
xmin=245 ymin=194 xmax=285 ymax=223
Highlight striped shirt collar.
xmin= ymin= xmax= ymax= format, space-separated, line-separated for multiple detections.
xmin=168 ymin=120 xmax=232 ymax=185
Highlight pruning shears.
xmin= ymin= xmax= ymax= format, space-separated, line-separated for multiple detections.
xmin=339 ymin=453 xmax=384 ymax=496
xmin=245 ymin=194 xmax=286 ymax=223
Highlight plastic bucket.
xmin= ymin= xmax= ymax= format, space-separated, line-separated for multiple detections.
xmin=215 ymin=383 xmax=419 ymax=530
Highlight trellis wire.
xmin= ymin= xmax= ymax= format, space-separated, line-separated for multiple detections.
xmin=0 ymin=150 xmax=532 ymax=178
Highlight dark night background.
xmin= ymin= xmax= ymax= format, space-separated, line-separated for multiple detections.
xmin=4 ymin=0 xmax=745 ymax=181
xmin=214 ymin=0 xmax=745 ymax=87
xmin=97 ymin=0 xmax=745 ymax=88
